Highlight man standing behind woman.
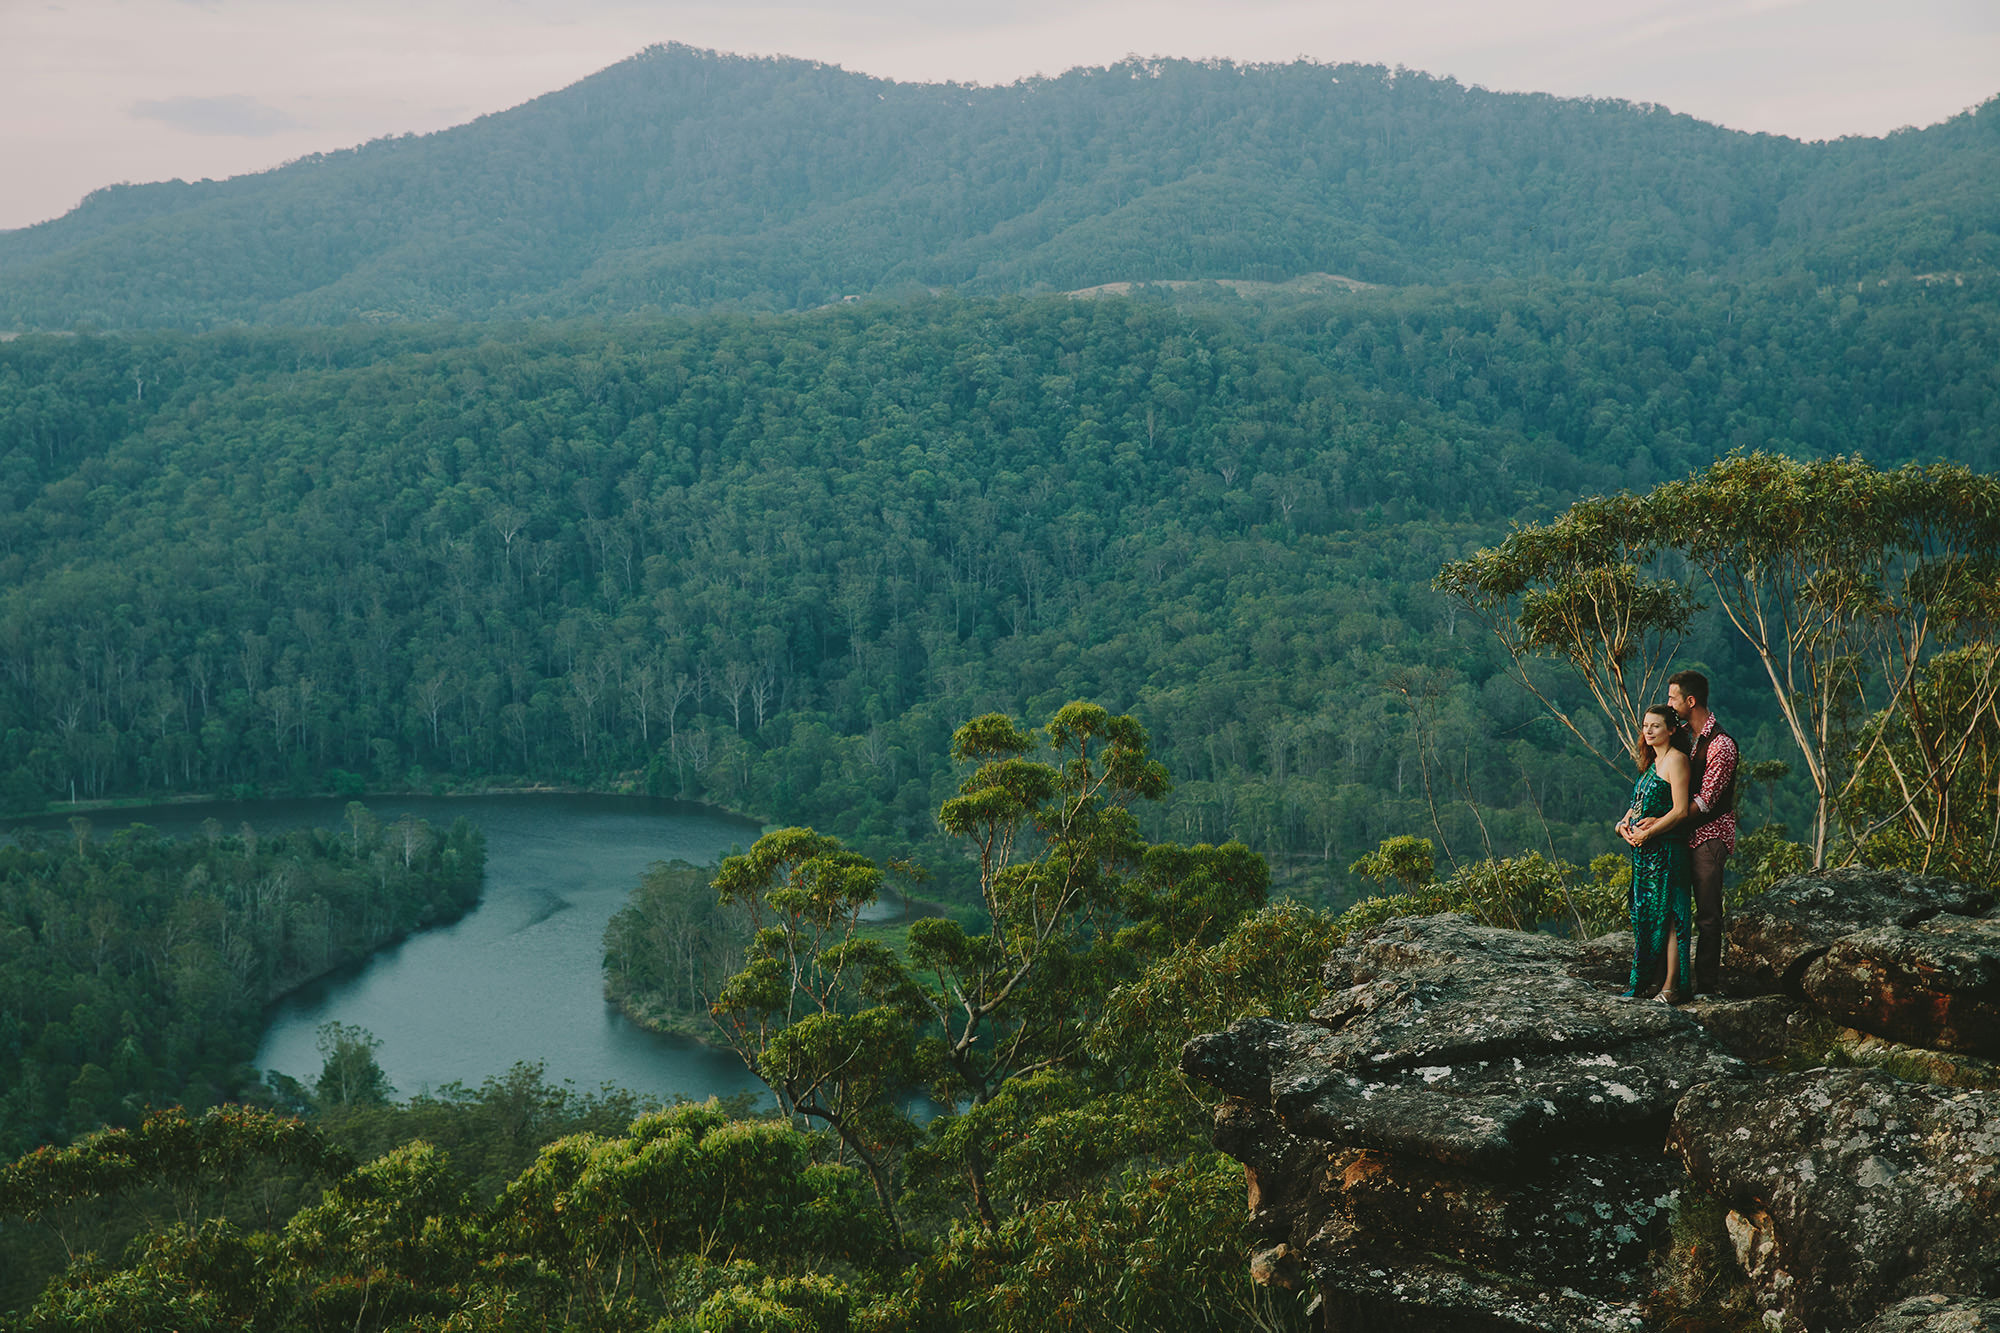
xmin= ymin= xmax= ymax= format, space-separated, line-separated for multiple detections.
xmin=1618 ymin=704 xmax=1694 ymax=1001
xmin=1667 ymin=670 xmax=1737 ymax=995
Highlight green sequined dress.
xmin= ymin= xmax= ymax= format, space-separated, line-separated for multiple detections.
xmin=1625 ymin=766 xmax=1692 ymax=996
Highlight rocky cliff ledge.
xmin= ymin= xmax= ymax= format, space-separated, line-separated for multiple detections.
xmin=1183 ymin=868 xmax=2000 ymax=1333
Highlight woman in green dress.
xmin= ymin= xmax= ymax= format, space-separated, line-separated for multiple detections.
xmin=1617 ymin=704 xmax=1695 ymax=1001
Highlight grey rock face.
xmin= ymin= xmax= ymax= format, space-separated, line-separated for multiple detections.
xmin=1686 ymin=994 xmax=1814 ymax=1065
xmin=1803 ymin=914 xmax=2000 ymax=1057
xmin=1671 ymin=1068 xmax=2000 ymax=1332
xmin=1319 ymin=911 xmax=1582 ymax=989
xmin=1215 ymin=1098 xmax=1683 ymax=1298
xmin=1832 ymin=1029 xmax=2000 ymax=1091
xmin=1194 ymin=873 xmax=2000 ymax=1333
xmin=1188 ymin=915 xmax=1744 ymax=1174
xmin=1184 ymin=914 xmax=1750 ymax=1327
xmin=1860 ymin=1294 xmax=2000 ymax=1332
xmin=1725 ymin=867 xmax=1991 ymax=996
xmin=1309 ymin=1256 xmax=1650 ymax=1333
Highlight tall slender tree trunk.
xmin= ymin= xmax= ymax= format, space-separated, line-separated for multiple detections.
xmin=966 ymin=1141 xmax=999 ymax=1230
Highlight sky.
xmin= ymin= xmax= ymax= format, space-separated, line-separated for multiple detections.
xmin=3 ymin=0 xmax=1997 ymax=232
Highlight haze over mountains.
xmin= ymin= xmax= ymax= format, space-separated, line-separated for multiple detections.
xmin=2 ymin=43 xmax=1996 ymax=330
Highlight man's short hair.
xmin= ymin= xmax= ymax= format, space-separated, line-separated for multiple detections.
xmin=1669 ymin=670 xmax=1710 ymax=708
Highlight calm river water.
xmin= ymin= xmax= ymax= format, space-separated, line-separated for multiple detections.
xmin=14 ymin=794 xmax=770 ymax=1106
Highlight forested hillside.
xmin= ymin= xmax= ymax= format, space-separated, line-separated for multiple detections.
xmin=0 ymin=811 xmax=482 ymax=1158
xmin=1 ymin=45 xmax=1995 ymax=328
xmin=3 ymin=278 xmax=1995 ymax=895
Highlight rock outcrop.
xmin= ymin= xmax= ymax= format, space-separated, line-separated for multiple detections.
xmin=1802 ymin=914 xmax=2000 ymax=1057
xmin=1183 ymin=913 xmax=1746 ymax=1331
xmin=1189 ymin=868 xmax=2000 ymax=1333
xmin=1831 ymin=1029 xmax=2000 ymax=1091
xmin=1723 ymin=866 xmax=1991 ymax=997
xmin=1671 ymin=1069 xmax=2000 ymax=1331
xmin=1860 ymin=1294 xmax=2000 ymax=1332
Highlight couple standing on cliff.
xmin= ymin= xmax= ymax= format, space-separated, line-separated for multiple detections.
xmin=1614 ymin=670 xmax=1738 ymax=1004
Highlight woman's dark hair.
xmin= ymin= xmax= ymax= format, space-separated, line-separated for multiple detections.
xmin=1635 ymin=704 xmax=1688 ymax=772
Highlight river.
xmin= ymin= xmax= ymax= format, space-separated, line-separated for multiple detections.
xmin=12 ymin=793 xmax=771 ymax=1106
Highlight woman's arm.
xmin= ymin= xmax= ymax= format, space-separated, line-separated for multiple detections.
xmin=1651 ymin=751 xmax=1693 ymax=832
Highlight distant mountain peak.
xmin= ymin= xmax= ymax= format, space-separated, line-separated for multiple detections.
xmin=0 ymin=51 xmax=1991 ymax=329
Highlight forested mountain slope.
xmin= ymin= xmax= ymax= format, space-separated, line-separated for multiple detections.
xmin=1 ymin=45 xmax=1995 ymax=329
xmin=3 ymin=279 xmax=1994 ymax=895
xmin=0 ymin=814 xmax=483 ymax=1157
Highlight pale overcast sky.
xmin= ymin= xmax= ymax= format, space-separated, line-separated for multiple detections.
xmin=3 ymin=0 xmax=1996 ymax=232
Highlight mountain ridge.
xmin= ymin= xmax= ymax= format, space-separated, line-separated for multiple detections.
xmin=2 ymin=43 xmax=1996 ymax=329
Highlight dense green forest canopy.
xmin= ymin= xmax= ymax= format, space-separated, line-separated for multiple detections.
xmin=0 ymin=706 xmax=1348 ymax=1333
xmin=2 ymin=279 xmax=1994 ymax=896
xmin=0 ymin=811 xmax=483 ymax=1159
xmin=0 ymin=702 xmax=1794 ymax=1333
xmin=1 ymin=44 xmax=1995 ymax=328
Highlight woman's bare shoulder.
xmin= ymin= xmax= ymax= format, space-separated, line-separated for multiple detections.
xmin=1657 ymin=749 xmax=1692 ymax=775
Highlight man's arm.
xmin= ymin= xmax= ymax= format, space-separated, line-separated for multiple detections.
xmin=1694 ymin=732 xmax=1737 ymax=813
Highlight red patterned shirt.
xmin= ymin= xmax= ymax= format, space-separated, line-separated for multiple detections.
xmin=1689 ymin=714 xmax=1738 ymax=853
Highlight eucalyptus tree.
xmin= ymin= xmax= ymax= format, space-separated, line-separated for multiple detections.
xmin=1441 ymin=452 xmax=2000 ymax=866
xmin=705 ymin=703 xmax=1266 ymax=1234
xmin=1650 ymin=453 xmax=2000 ymax=863
xmin=1434 ymin=492 xmax=1702 ymax=775
xmin=911 ymin=704 xmax=1170 ymax=1224
xmin=706 ymin=827 xmax=914 ymax=1241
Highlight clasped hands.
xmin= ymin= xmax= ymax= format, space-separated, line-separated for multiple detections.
xmin=1617 ymin=816 xmax=1659 ymax=846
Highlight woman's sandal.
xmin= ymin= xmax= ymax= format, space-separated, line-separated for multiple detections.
xmin=1653 ymin=988 xmax=1689 ymax=1005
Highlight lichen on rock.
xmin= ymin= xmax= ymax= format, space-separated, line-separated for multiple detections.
xmin=1191 ymin=867 xmax=2000 ymax=1333
xmin=1183 ymin=913 xmax=1748 ymax=1330
xmin=1802 ymin=914 xmax=2000 ymax=1057
xmin=1724 ymin=866 xmax=1991 ymax=997
xmin=1670 ymin=1067 xmax=2000 ymax=1332
xmin=1859 ymin=1292 xmax=2000 ymax=1331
